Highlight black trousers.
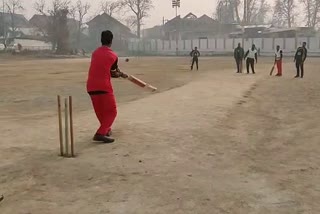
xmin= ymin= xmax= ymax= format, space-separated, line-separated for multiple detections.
xmin=235 ymin=58 xmax=242 ymax=73
xmin=191 ymin=57 xmax=198 ymax=70
xmin=246 ymin=58 xmax=255 ymax=73
xmin=296 ymin=61 xmax=304 ymax=78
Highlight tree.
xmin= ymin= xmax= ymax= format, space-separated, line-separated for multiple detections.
xmin=216 ymin=0 xmax=235 ymax=24
xmin=273 ymin=0 xmax=296 ymax=27
xmin=301 ymin=0 xmax=320 ymax=27
xmin=70 ymin=0 xmax=90 ymax=49
xmin=215 ymin=0 xmax=271 ymax=25
xmin=5 ymin=0 xmax=24 ymax=38
xmin=34 ymin=0 xmax=71 ymax=54
xmin=246 ymin=0 xmax=271 ymax=24
xmin=241 ymin=0 xmax=271 ymax=24
xmin=121 ymin=0 xmax=153 ymax=38
xmin=101 ymin=0 xmax=122 ymax=17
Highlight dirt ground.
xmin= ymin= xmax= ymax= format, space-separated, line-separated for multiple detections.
xmin=0 ymin=56 xmax=319 ymax=213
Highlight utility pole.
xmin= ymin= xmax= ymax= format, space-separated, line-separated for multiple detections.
xmin=1 ymin=0 xmax=6 ymax=48
xmin=172 ymin=0 xmax=180 ymax=55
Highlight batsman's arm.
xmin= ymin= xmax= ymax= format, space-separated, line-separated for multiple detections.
xmin=110 ymin=58 xmax=128 ymax=78
xmin=110 ymin=59 xmax=120 ymax=78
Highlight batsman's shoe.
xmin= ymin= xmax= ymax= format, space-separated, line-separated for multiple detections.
xmin=106 ymin=130 xmax=112 ymax=137
xmin=93 ymin=134 xmax=115 ymax=143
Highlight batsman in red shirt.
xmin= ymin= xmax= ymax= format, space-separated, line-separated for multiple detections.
xmin=86 ymin=30 xmax=127 ymax=143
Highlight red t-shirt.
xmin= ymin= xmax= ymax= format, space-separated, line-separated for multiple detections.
xmin=86 ymin=46 xmax=118 ymax=93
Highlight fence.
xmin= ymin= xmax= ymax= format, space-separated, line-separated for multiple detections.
xmin=128 ymin=37 xmax=320 ymax=57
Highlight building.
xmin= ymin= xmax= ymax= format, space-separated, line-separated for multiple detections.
xmin=142 ymin=25 xmax=163 ymax=39
xmin=0 ymin=12 xmax=34 ymax=38
xmin=86 ymin=13 xmax=137 ymax=51
xmin=229 ymin=25 xmax=318 ymax=38
xmin=29 ymin=14 xmax=80 ymax=38
xmin=142 ymin=13 xmax=239 ymax=40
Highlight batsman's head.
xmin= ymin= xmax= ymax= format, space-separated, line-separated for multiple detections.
xmin=101 ymin=30 xmax=113 ymax=47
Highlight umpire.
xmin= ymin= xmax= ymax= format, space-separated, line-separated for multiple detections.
xmin=234 ymin=43 xmax=244 ymax=73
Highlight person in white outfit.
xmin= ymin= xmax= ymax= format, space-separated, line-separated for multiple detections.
xmin=244 ymin=44 xmax=258 ymax=74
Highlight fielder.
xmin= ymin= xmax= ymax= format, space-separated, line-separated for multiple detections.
xmin=244 ymin=44 xmax=258 ymax=74
xmin=86 ymin=30 xmax=127 ymax=143
xmin=190 ymin=47 xmax=200 ymax=71
xmin=274 ymin=45 xmax=283 ymax=76
xmin=294 ymin=42 xmax=308 ymax=78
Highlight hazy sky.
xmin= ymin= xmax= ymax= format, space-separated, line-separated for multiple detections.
xmin=22 ymin=0 xmax=277 ymax=28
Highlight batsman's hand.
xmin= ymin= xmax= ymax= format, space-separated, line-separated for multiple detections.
xmin=111 ymin=70 xmax=121 ymax=78
xmin=117 ymin=68 xmax=129 ymax=78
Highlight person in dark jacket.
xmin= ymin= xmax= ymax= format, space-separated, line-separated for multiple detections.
xmin=190 ymin=47 xmax=200 ymax=71
xmin=294 ymin=42 xmax=308 ymax=78
xmin=234 ymin=43 xmax=244 ymax=73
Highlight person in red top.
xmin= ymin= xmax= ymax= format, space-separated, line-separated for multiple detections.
xmin=86 ymin=30 xmax=127 ymax=143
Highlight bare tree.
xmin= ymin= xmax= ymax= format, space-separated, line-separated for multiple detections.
xmin=121 ymin=0 xmax=153 ymax=38
xmin=246 ymin=0 xmax=270 ymax=24
xmin=101 ymin=0 xmax=122 ymax=17
xmin=216 ymin=0 xmax=236 ymax=24
xmin=34 ymin=0 xmax=71 ymax=54
xmin=6 ymin=0 xmax=24 ymax=38
xmin=273 ymin=0 xmax=296 ymax=27
xmin=215 ymin=0 xmax=270 ymax=25
xmin=70 ymin=0 xmax=90 ymax=49
xmin=239 ymin=0 xmax=271 ymax=24
xmin=301 ymin=0 xmax=320 ymax=27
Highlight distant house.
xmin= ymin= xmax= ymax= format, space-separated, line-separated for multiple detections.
xmin=229 ymin=25 xmax=273 ymax=38
xmin=0 ymin=12 xmax=34 ymax=38
xmin=29 ymin=14 xmax=85 ymax=49
xmin=29 ymin=14 xmax=80 ymax=37
xmin=143 ymin=13 xmax=239 ymax=40
xmin=86 ymin=13 xmax=137 ymax=51
xmin=142 ymin=25 xmax=163 ymax=39
xmin=262 ymin=27 xmax=317 ymax=38
xmin=229 ymin=25 xmax=317 ymax=38
xmin=0 ymin=12 xmax=51 ymax=49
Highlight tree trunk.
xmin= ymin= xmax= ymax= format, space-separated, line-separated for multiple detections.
xmin=234 ymin=0 xmax=241 ymax=23
xmin=288 ymin=10 xmax=291 ymax=27
xmin=137 ymin=20 xmax=141 ymax=38
xmin=243 ymin=0 xmax=247 ymax=24
xmin=77 ymin=21 xmax=81 ymax=49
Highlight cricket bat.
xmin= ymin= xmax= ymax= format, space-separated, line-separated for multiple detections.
xmin=125 ymin=74 xmax=157 ymax=92
xmin=269 ymin=62 xmax=276 ymax=76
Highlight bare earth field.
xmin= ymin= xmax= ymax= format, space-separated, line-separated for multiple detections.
xmin=0 ymin=56 xmax=320 ymax=213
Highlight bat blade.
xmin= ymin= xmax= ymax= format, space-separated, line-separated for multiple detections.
xmin=127 ymin=75 xmax=157 ymax=92
xmin=269 ymin=64 xmax=275 ymax=76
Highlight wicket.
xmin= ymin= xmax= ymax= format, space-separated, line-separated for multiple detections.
xmin=57 ymin=95 xmax=75 ymax=157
